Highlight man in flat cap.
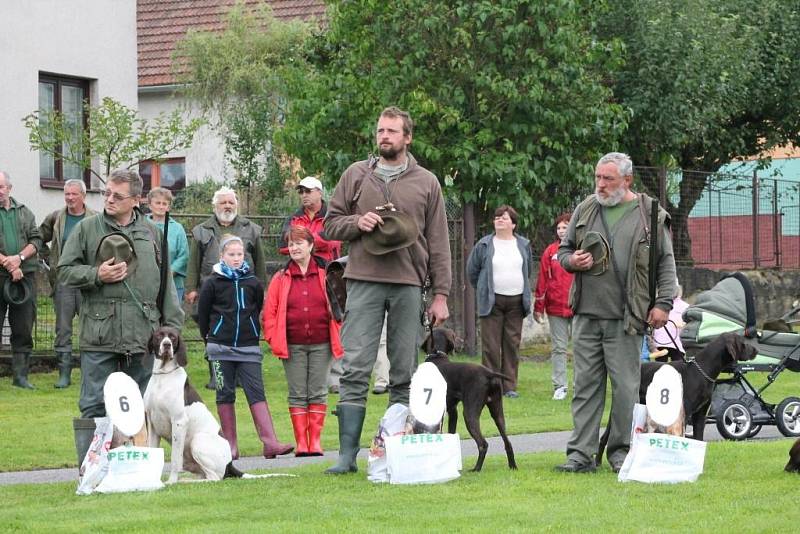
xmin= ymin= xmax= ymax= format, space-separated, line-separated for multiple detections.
xmin=0 ymin=171 xmax=42 ymax=389
xmin=323 ymin=106 xmax=451 ymax=474
xmin=59 ymin=169 xmax=184 ymax=457
xmin=556 ymin=152 xmax=676 ymax=474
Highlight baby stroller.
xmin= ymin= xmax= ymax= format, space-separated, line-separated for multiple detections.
xmin=680 ymin=272 xmax=800 ymax=440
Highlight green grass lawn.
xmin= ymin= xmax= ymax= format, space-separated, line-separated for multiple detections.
xmin=3 ymin=341 xmax=800 ymax=472
xmin=2 ymin=440 xmax=800 ymax=532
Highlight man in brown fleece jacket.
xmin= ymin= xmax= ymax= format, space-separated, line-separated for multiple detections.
xmin=323 ymin=106 xmax=451 ymax=474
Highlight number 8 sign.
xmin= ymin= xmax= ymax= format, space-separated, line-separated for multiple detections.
xmin=409 ymin=362 xmax=448 ymax=427
xmin=103 ymin=372 xmax=146 ymax=437
xmin=645 ymin=365 xmax=683 ymax=428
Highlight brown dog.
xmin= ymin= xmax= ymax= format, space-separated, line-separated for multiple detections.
xmin=423 ymin=327 xmax=517 ymax=472
xmin=785 ymin=438 xmax=800 ymax=472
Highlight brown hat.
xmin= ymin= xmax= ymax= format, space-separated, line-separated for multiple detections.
xmin=362 ymin=211 xmax=419 ymax=256
xmin=95 ymin=232 xmax=137 ymax=275
xmin=579 ymin=231 xmax=610 ymax=276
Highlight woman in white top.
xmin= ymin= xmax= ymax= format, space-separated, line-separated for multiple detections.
xmin=467 ymin=205 xmax=533 ymax=398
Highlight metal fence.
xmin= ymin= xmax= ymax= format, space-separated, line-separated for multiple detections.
xmin=5 ymin=202 xmax=465 ymax=354
xmin=632 ymin=166 xmax=800 ymax=269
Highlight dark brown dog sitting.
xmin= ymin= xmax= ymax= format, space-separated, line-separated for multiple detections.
xmin=597 ymin=331 xmax=758 ymax=466
xmin=785 ymin=439 xmax=800 ymax=472
xmin=423 ymin=327 xmax=517 ymax=472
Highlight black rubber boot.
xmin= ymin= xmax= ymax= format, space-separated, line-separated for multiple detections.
xmin=324 ymin=404 xmax=366 ymax=475
xmin=54 ymin=351 xmax=72 ymax=388
xmin=73 ymin=418 xmax=96 ymax=467
xmin=12 ymin=353 xmax=34 ymax=389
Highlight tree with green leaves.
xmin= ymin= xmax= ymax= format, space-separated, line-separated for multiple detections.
xmin=279 ymin=0 xmax=627 ymax=232
xmin=176 ymin=3 xmax=313 ymax=207
xmin=599 ymin=0 xmax=800 ymax=260
xmin=24 ymin=97 xmax=202 ymax=184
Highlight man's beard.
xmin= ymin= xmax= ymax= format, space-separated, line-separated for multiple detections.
xmin=215 ymin=209 xmax=237 ymax=224
xmin=595 ymin=186 xmax=627 ymax=207
xmin=379 ymin=144 xmax=402 ymax=160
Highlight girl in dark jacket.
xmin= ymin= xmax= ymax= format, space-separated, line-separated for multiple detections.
xmin=197 ymin=235 xmax=293 ymax=460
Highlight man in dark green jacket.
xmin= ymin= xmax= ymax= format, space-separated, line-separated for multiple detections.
xmin=59 ymin=169 xmax=184 ymax=420
xmin=39 ymin=178 xmax=96 ymax=388
xmin=0 ymin=171 xmax=43 ymax=389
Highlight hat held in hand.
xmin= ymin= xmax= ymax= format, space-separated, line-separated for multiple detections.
xmin=362 ymin=211 xmax=419 ymax=256
xmin=95 ymin=232 xmax=137 ymax=276
xmin=579 ymin=231 xmax=610 ymax=276
xmin=3 ymin=277 xmax=33 ymax=305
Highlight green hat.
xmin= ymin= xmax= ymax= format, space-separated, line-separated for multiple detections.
xmin=95 ymin=232 xmax=137 ymax=276
xmin=362 ymin=211 xmax=419 ymax=256
xmin=579 ymin=231 xmax=610 ymax=275
xmin=3 ymin=277 xmax=32 ymax=305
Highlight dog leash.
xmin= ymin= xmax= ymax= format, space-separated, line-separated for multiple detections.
xmin=688 ymin=358 xmax=715 ymax=383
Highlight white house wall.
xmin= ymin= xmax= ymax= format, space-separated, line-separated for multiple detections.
xmin=137 ymin=90 xmax=231 ymax=186
xmin=0 ymin=0 xmax=137 ymax=221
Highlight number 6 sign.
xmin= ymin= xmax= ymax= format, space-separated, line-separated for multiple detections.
xmin=409 ymin=362 xmax=448 ymax=427
xmin=645 ymin=365 xmax=683 ymax=428
xmin=103 ymin=372 xmax=146 ymax=437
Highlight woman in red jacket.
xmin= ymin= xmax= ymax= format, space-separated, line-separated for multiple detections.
xmin=263 ymin=226 xmax=343 ymax=456
xmin=534 ymin=213 xmax=574 ymax=401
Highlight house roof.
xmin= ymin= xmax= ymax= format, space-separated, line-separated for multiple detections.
xmin=137 ymin=0 xmax=326 ymax=87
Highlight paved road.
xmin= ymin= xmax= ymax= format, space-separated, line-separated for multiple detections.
xmin=0 ymin=425 xmax=788 ymax=487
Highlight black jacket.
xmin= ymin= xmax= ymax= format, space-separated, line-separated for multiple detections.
xmin=197 ymin=271 xmax=264 ymax=348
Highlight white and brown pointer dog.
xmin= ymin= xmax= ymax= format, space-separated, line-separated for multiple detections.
xmin=144 ymin=326 xmax=243 ymax=483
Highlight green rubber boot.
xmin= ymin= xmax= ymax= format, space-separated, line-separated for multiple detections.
xmin=324 ymin=404 xmax=366 ymax=475
xmin=12 ymin=353 xmax=34 ymax=389
xmin=54 ymin=351 xmax=72 ymax=388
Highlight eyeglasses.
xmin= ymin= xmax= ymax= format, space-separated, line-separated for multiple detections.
xmin=102 ymin=190 xmax=135 ymax=202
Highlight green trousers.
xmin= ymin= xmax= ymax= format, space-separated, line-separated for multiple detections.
xmin=338 ymin=281 xmax=422 ymax=407
xmin=566 ymin=315 xmax=642 ymax=465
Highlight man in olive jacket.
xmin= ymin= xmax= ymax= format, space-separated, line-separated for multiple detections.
xmin=58 ymin=169 xmax=184 ymax=419
xmin=39 ymin=179 xmax=96 ymax=388
xmin=0 ymin=171 xmax=43 ymax=389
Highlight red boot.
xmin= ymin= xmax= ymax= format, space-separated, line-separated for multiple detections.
xmin=289 ymin=407 xmax=310 ymax=457
xmin=307 ymin=403 xmax=327 ymax=456
xmin=249 ymin=401 xmax=294 ymax=458
xmin=217 ymin=403 xmax=239 ymax=460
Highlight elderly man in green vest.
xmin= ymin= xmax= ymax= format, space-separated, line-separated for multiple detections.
xmin=40 ymin=178 xmax=96 ymax=388
xmin=185 ymin=186 xmax=266 ymax=389
xmin=59 ymin=169 xmax=184 ymax=463
xmin=0 ymin=171 xmax=43 ymax=389
xmin=555 ymin=152 xmax=676 ymax=474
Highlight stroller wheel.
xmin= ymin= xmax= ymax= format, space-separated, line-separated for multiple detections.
xmin=747 ymin=425 xmax=762 ymax=438
xmin=776 ymin=397 xmax=800 ymax=437
xmin=716 ymin=399 xmax=753 ymax=440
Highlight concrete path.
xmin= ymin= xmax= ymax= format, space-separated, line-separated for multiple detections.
xmin=0 ymin=425 xmax=788 ymax=487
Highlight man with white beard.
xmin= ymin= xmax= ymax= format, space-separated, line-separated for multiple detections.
xmin=554 ymin=152 xmax=676 ymax=474
xmin=186 ymin=186 xmax=266 ymax=388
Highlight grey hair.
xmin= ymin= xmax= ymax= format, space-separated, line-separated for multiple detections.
xmin=597 ymin=152 xmax=633 ymax=178
xmin=107 ymin=169 xmax=143 ymax=197
xmin=212 ymin=186 xmax=238 ymax=206
xmin=147 ymin=186 xmax=173 ymax=203
xmin=64 ymin=179 xmax=86 ymax=195
xmin=0 ymin=171 xmax=11 ymax=185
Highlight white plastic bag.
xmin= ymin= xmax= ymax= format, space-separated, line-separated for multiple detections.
xmin=94 ymin=446 xmax=165 ymax=493
xmin=76 ymin=417 xmax=115 ymax=495
xmin=618 ymin=404 xmax=707 ymax=484
xmin=384 ymin=433 xmax=462 ymax=485
xmin=367 ymin=404 xmax=409 ymax=483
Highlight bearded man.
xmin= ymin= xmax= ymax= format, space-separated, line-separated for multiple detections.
xmin=554 ymin=152 xmax=676 ymax=474
xmin=185 ymin=186 xmax=266 ymax=388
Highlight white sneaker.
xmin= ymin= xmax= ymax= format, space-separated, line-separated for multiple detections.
xmin=553 ymin=387 xmax=568 ymax=401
